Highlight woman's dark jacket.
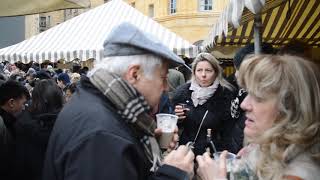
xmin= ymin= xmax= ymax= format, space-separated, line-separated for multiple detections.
xmin=42 ymin=77 xmax=188 ymax=180
xmin=13 ymin=109 xmax=59 ymax=180
xmin=172 ymin=83 xmax=240 ymax=155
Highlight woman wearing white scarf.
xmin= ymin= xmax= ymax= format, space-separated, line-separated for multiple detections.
xmin=172 ymin=53 xmax=236 ymax=156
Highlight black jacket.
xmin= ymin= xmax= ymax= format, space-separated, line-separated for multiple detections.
xmin=172 ymin=83 xmax=239 ymax=155
xmin=230 ymin=88 xmax=247 ymax=152
xmin=13 ymin=110 xmax=59 ymax=180
xmin=42 ymin=77 xmax=188 ymax=180
xmin=0 ymin=108 xmax=16 ymax=180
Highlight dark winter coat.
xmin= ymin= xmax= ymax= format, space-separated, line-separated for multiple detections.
xmin=13 ymin=110 xmax=59 ymax=180
xmin=42 ymin=77 xmax=189 ymax=180
xmin=172 ymin=83 xmax=239 ymax=155
xmin=0 ymin=108 xmax=17 ymax=180
xmin=229 ymin=88 xmax=247 ymax=151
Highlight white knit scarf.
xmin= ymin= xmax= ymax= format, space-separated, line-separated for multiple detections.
xmin=190 ymin=78 xmax=219 ymax=107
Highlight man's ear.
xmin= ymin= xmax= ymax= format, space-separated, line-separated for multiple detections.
xmin=123 ymin=65 xmax=141 ymax=84
xmin=8 ymin=98 xmax=15 ymax=109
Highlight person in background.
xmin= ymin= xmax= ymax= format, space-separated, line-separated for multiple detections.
xmin=172 ymin=52 xmax=235 ymax=156
xmin=0 ymin=74 xmax=6 ymax=83
xmin=168 ymin=68 xmax=185 ymax=99
xmin=64 ymin=83 xmax=77 ymax=103
xmin=0 ymin=63 xmax=5 ymax=74
xmin=70 ymin=73 xmax=81 ymax=84
xmin=157 ymin=68 xmax=185 ymax=114
xmin=14 ymin=79 xmax=64 ymax=180
xmin=72 ymin=63 xmax=82 ymax=74
xmin=157 ymin=92 xmax=173 ymax=114
xmin=9 ymin=73 xmax=25 ymax=86
xmin=46 ymin=65 xmax=56 ymax=78
xmin=277 ymin=40 xmax=320 ymax=68
xmin=229 ymin=43 xmax=275 ymax=151
xmin=277 ymin=40 xmax=312 ymax=59
xmin=36 ymin=70 xmax=52 ymax=80
xmin=0 ymin=80 xmax=29 ymax=180
xmin=43 ymin=22 xmax=194 ymax=180
xmin=25 ymin=68 xmax=37 ymax=94
xmin=228 ymin=43 xmax=275 ymax=89
xmin=0 ymin=63 xmax=6 ymax=81
xmin=79 ymin=66 xmax=89 ymax=75
xmin=177 ymin=57 xmax=193 ymax=81
xmin=54 ymin=69 xmax=63 ymax=75
xmin=57 ymin=72 xmax=71 ymax=92
xmin=196 ymin=55 xmax=320 ymax=180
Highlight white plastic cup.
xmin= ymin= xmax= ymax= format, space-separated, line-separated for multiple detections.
xmin=156 ymin=113 xmax=178 ymax=149
xmin=213 ymin=151 xmax=236 ymax=176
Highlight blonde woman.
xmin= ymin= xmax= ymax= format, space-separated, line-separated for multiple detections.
xmin=172 ymin=52 xmax=236 ymax=156
xmin=196 ymin=55 xmax=320 ymax=180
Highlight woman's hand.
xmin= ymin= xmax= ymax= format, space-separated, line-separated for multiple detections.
xmin=174 ymin=105 xmax=189 ymax=121
xmin=196 ymin=151 xmax=228 ymax=180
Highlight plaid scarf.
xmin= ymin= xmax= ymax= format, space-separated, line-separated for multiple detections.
xmin=89 ymin=69 xmax=162 ymax=171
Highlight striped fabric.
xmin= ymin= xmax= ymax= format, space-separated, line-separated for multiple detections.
xmin=0 ymin=0 xmax=198 ymax=64
xmin=204 ymin=0 xmax=320 ymax=49
xmin=0 ymin=0 xmax=90 ymax=17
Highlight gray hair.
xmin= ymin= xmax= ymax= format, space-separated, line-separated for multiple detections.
xmin=88 ymin=54 xmax=163 ymax=79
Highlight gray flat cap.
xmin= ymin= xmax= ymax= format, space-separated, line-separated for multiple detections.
xmin=103 ymin=22 xmax=184 ymax=67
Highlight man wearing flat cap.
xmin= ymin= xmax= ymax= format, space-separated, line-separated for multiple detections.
xmin=43 ymin=23 xmax=194 ymax=180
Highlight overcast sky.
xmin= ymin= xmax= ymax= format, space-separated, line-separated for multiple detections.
xmin=0 ymin=16 xmax=25 ymax=49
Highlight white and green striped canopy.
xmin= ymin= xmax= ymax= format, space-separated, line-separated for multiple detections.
xmin=0 ymin=0 xmax=198 ymax=64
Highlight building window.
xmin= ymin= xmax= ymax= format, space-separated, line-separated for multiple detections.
xmin=64 ymin=9 xmax=71 ymax=20
xmin=148 ymin=4 xmax=154 ymax=17
xmin=47 ymin=16 xmax=51 ymax=27
xmin=39 ymin=17 xmax=47 ymax=28
xmin=199 ymin=0 xmax=212 ymax=11
xmin=169 ymin=0 xmax=177 ymax=14
xmin=64 ymin=9 xmax=79 ymax=21
xmin=73 ymin=9 xmax=79 ymax=16
xmin=39 ymin=16 xmax=47 ymax=32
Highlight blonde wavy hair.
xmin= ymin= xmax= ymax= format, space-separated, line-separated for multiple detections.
xmin=238 ymin=54 xmax=320 ymax=179
xmin=191 ymin=52 xmax=234 ymax=91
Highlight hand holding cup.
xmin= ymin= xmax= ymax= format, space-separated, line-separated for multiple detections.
xmin=154 ymin=126 xmax=179 ymax=152
xmin=156 ymin=113 xmax=178 ymax=149
xmin=163 ymin=145 xmax=195 ymax=179
xmin=196 ymin=151 xmax=230 ymax=180
xmin=175 ymin=103 xmax=189 ymax=121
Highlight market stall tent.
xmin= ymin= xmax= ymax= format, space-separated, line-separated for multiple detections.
xmin=0 ymin=0 xmax=90 ymax=17
xmin=204 ymin=0 xmax=320 ymax=51
xmin=0 ymin=0 xmax=198 ymax=64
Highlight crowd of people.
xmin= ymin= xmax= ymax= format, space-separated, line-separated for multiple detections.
xmin=0 ymin=61 xmax=88 ymax=180
xmin=0 ymin=22 xmax=319 ymax=180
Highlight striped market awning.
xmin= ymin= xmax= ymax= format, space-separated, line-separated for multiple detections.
xmin=204 ymin=0 xmax=320 ymax=49
xmin=0 ymin=0 xmax=198 ymax=64
xmin=0 ymin=0 xmax=90 ymax=17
